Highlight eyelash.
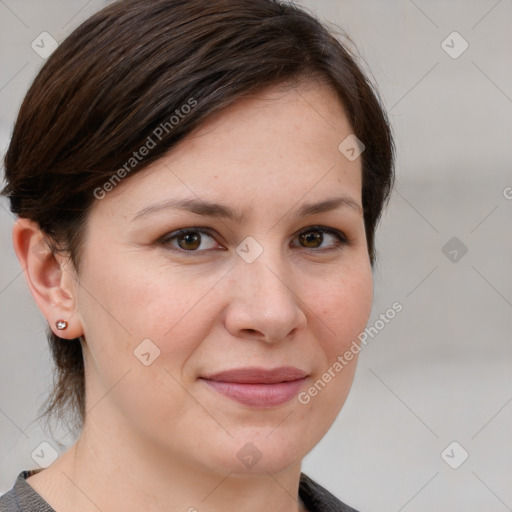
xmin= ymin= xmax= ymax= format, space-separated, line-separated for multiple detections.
xmin=159 ymin=225 xmax=351 ymax=255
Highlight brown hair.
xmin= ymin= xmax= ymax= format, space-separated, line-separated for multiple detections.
xmin=2 ymin=0 xmax=394 ymax=435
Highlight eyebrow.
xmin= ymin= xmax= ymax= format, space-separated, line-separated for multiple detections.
xmin=132 ymin=195 xmax=362 ymax=222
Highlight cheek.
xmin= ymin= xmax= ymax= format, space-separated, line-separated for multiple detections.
xmin=77 ymin=251 xmax=226 ymax=370
xmin=297 ymin=264 xmax=372 ymax=405
xmin=75 ymin=255 xmax=217 ymax=432
xmin=309 ymin=263 xmax=373 ymax=352
xmin=289 ymin=266 xmax=372 ymax=447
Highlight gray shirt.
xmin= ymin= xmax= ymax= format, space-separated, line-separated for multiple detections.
xmin=0 ymin=469 xmax=360 ymax=512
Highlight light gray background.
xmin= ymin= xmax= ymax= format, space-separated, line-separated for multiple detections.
xmin=1 ymin=1 xmax=511 ymax=511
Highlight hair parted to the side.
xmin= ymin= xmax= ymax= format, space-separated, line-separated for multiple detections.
xmin=2 ymin=0 xmax=394 ymax=435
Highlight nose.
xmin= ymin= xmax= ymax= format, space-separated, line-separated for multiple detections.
xmin=223 ymin=248 xmax=308 ymax=343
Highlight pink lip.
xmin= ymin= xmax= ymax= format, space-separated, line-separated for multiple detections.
xmin=200 ymin=366 xmax=308 ymax=407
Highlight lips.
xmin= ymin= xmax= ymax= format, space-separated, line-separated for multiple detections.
xmin=200 ymin=366 xmax=308 ymax=407
xmin=203 ymin=366 xmax=307 ymax=384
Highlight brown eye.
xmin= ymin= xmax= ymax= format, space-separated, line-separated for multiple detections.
xmin=293 ymin=226 xmax=349 ymax=251
xmin=299 ymin=230 xmax=324 ymax=248
xmin=162 ymin=229 xmax=220 ymax=252
xmin=177 ymin=232 xmax=201 ymax=250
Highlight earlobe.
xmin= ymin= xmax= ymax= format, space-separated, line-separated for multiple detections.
xmin=12 ymin=218 xmax=84 ymax=339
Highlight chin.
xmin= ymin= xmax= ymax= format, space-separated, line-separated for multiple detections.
xmin=203 ymin=428 xmax=311 ymax=476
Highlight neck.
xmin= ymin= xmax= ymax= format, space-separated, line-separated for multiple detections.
xmin=28 ymin=412 xmax=308 ymax=512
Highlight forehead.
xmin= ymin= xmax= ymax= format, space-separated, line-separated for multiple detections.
xmin=97 ymin=79 xmax=362 ymax=219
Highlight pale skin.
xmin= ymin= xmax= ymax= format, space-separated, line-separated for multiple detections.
xmin=12 ymin=78 xmax=373 ymax=512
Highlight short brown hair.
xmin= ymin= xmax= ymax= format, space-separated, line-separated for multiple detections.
xmin=2 ymin=0 xmax=394 ymax=434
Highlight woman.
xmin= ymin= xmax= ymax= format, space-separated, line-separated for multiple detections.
xmin=0 ymin=0 xmax=394 ymax=511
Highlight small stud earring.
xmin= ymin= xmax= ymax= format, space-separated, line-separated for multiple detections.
xmin=55 ymin=319 xmax=68 ymax=330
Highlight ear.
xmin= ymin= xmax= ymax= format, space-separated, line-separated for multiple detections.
xmin=12 ymin=218 xmax=84 ymax=339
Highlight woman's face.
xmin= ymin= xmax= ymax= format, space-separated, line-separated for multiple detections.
xmin=70 ymin=79 xmax=373 ymax=475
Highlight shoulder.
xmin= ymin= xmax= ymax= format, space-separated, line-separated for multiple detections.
xmin=1 ymin=469 xmax=361 ymax=512
xmin=0 ymin=470 xmax=54 ymax=512
xmin=299 ymin=473 xmax=361 ymax=512
xmin=0 ymin=486 xmax=18 ymax=512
